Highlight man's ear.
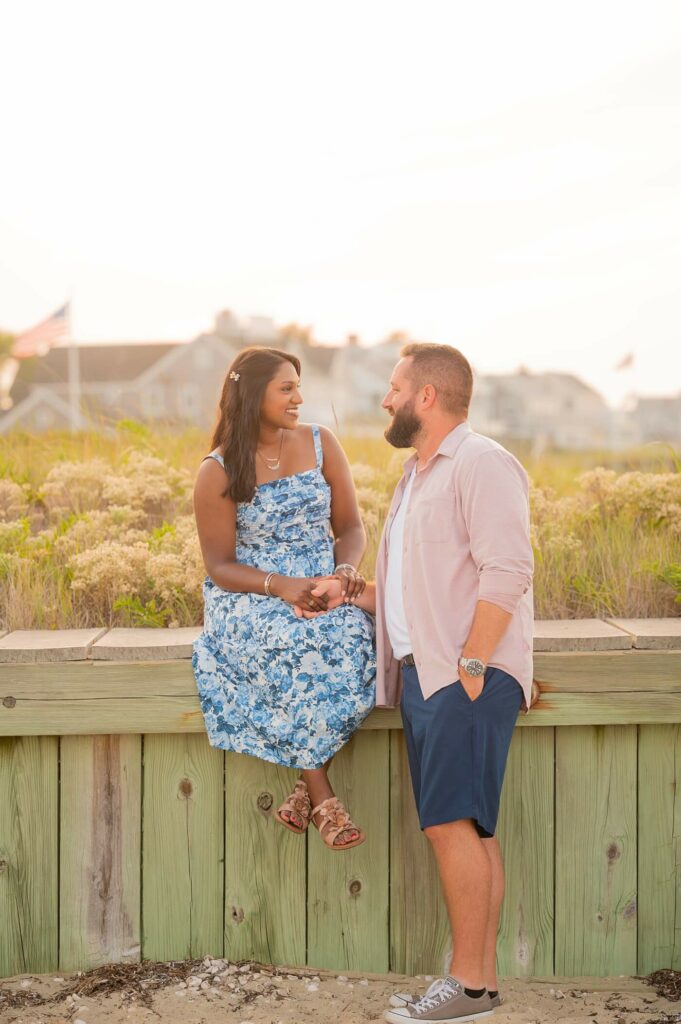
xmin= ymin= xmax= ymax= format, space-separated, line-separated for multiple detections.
xmin=421 ymin=384 xmax=437 ymax=409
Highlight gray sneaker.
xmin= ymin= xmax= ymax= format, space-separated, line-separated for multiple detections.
xmin=390 ymin=982 xmax=501 ymax=1010
xmin=384 ymin=976 xmax=493 ymax=1023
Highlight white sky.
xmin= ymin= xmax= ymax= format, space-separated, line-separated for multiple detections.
xmin=1 ymin=0 xmax=680 ymax=406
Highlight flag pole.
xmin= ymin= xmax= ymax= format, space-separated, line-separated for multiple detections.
xmin=66 ymin=298 xmax=80 ymax=432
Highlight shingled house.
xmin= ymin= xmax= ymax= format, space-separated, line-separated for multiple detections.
xmin=1 ymin=310 xmax=645 ymax=448
xmin=0 ymin=312 xmax=402 ymax=434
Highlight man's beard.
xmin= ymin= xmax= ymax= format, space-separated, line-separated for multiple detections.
xmin=384 ymin=400 xmax=422 ymax=448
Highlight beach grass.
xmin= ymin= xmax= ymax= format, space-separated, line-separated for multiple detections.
xmin=1 ymin=424 xmax=679 ymax=630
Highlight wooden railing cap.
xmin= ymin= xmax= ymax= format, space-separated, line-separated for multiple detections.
xmin=532 ymin=619 xmax=633 ymax=652
xmin=0 ymin=619 xmax=679 ymax=662
xmin=91 ymin=627 xmax=202 ymax=661
xmin=0 ymin=628 xmax=108 ymax=663
xmin=605 ymin=617 xmax=681 ymax=650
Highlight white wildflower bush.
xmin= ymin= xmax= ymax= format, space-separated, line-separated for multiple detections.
xmin=0 ymin=478 xmax=29 ymax=521
xmin=41 ymin=458 xmax=112 ymax=519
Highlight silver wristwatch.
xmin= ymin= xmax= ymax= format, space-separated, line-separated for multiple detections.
xmin=458 ymin=656 xmax=486 ymax=677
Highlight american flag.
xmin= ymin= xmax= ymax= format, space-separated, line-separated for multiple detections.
xmin=11 ymin=303 xmax=70 ymax=360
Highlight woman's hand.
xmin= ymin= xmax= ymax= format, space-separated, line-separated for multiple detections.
xmin=334 ymin=566 xmax=366 ymax=603
xmin=270 ymin=575 xmax=330 ymax=613
xmin=294 ymin=578 xmax=343 ymax=618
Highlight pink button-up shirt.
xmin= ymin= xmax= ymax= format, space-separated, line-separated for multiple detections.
xmin=375 ymin=421 xmax=534 ymax=710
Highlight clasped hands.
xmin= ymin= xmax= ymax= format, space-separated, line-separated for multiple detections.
xmin=288 ymin=568 xmax=366 ymax=618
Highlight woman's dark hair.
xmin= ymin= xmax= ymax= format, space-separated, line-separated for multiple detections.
xmin=211 ymin=346 xmax=301 ymax=503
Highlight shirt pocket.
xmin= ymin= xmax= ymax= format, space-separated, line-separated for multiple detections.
xmin=413 ymin=497 xmax=452 ymax=543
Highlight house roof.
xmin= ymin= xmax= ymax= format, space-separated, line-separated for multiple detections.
xmin=7 ymin=342 xmax=183 ymax=406
xmin=0 ymin=386 xmax=88 ymax=434
xmin=303 ymin=345 xmax=337 ymax=374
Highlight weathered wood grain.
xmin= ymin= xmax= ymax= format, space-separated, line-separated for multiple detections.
xmin=307 ymin=731 xmax=390 ymax=973
xmin=533 ymin=620 xmax=631 ymax=651
xmin=555 ymin=726 xmax=637 ymax=976
xmin=5 ymin=687 xmax=681 ymax=735
xmin=497 ymin=728 xmax=555 ymax=976
xmin=0 ymin=628 xmax=108 ymax=663
xmin=638 ymin=724 xmax=681 ymax=972
xmin=0 ymin=737 xmax=58 ymax=975
xmin=59 ymin=735 xmax=141 ymax=971
xmin=224 ymin=753 xmax=305 ymax=965
xmin=533 ymin=649 xmax=681 ymax=690
xmin=389 ymin=730 xmax=450 ymax=975
xmin=607 ymin=618 xmax=681 ymax=649
xmin=142 ymin=734 xmax=224 ymax=961
xmin=92 ymin=628 xmax=201 ymax=660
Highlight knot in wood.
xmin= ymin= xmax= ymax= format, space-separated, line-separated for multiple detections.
xmin=178 ymin=778 xmax=193 ymax=799
xmin=2 ymin=696 xmax=16 ymax=709
xmin=0 ymin=859 xmax=7 ymax=873
xmin=606 ymin=842 xmax=621 ymax=862
xmin=257 ymin=791 xmax=273 ymax=812
xmin=231 ymin=906 xmax=245 ymax=924
xmin=348 ymin=879 xmax=362 ymax=896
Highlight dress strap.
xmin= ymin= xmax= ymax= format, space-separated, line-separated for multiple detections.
xmin=311 ymin=425 xmax=323 ymax=469
xmin=203 ymin=451 xmax=225 ymax=467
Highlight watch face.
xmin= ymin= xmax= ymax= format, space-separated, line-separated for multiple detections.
xmin=462 ymin=658 xmax=485 ymax=676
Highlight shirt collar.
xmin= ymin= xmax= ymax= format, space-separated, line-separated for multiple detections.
xmin=401 ymin=420 xmax=471 ymax=475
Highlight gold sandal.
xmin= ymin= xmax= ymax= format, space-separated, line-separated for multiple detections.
xmin=274 ymin=779 xmax=312 ymax=834
xmin=311 ymin=796 xmax=365 ymax=850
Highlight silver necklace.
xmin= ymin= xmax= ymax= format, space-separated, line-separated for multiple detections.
xmin=257 ymin=430 xmax=284 ymax=471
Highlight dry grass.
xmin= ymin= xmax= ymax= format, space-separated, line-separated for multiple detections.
xmin=1 ymin=424 xmax=680 ymax=630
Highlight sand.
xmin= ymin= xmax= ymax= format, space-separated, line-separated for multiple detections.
xmin=1 ymin=958 xmax=678 ymax=1024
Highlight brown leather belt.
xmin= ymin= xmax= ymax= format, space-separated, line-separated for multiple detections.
xmin=401 ymin=653 xmax=415 ymax=667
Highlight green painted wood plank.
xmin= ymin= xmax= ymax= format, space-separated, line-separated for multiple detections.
xmin=497 ymin=728 xmax=554 ymax=976
xmin=534 ymin=650 xmax=681 ymax=690
xmin=5 ymin=690 xmax=681 ymax=736
xmin=142 ymin=734 xmax=224 ymax=961
xmin=2 ymin=648 xmax=679 ymax=697
xmin=0 ymin=737 xmax=58 ymax=976
xmin=555 ymin=726 xmax=637 ymax=975
xmin=224 ymin=753 xmax=305 ymax=965
xmin=59 ymin=735 xmax=141 ymax=971
xmin=307 ymin=731 xmax=390 ymax=973
xmin=638 ymin=724 xmax=681 ymax=972
xmin=389 ymin=731 xmax=450 ymax=975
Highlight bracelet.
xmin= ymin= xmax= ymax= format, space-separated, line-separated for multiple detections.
xmin=263 ymin=571 xmax=277 ymax=597
xmin=334 ymin=563 xmax=357 ymax=574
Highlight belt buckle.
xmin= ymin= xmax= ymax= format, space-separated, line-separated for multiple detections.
xmin=402 ymin=653 xmax=415 ymax=667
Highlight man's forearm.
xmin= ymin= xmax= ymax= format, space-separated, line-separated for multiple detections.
xmin=333 ymin=525 xmax=366 ymax=571
xmin=462 ymin=600 xmax=513 ymax=664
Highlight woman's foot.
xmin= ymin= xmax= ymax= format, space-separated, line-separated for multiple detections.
xmin=275 ymin=779 xmax=312 ymax=834
xmin=312 ymin=796 xmax=365 ymax=850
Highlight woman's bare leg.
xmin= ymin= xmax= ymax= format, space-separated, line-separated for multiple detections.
xmin=301 ymin=762 xmax=359 ymax=845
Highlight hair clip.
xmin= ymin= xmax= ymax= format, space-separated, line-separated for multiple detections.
xmin=229 ymin=371 xmax=240 ymax=381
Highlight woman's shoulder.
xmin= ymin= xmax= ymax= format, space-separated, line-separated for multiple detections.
xmin=195 ymin=450 xmax=230 ymax=495
xmin=203 ymin=449 xmax=225 ymax=467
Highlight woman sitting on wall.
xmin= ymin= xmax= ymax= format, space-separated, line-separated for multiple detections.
xmin=192 ymin=347 xmax=376 ymax=849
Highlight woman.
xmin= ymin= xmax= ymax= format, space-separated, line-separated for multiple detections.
xmin=192 ymin=346 xmax=376 ymax=850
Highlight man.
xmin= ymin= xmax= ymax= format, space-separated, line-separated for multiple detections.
xmin=374 ymin=343 xmax=534 ymax=1023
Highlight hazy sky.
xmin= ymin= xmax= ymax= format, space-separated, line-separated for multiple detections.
xmin=1 ymin=1 xmax=680 ymax=406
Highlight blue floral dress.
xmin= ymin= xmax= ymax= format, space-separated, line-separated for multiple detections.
xmin=192 ymin=425 xmax=376 ymax=769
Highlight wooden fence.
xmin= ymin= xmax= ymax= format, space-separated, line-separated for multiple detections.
xmin=1 ymin=618 xmax=680 ymax=980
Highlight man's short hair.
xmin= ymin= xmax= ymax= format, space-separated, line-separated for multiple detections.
xmin=400 ymin=342 xmax=473 ymax=415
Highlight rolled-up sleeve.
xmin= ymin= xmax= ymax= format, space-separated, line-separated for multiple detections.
xmin=461 ymin=449 xmax=534 ymax=614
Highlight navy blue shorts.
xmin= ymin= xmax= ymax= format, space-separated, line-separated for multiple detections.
xmin=400 ymin=664 xmax=523 ymax=837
